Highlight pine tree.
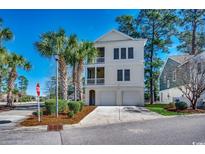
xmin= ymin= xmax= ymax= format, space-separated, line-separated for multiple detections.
xmin=177 ymin=9 xmax=205 ymax=55
xmin=116 ymin=10 xmax=177 ymax=104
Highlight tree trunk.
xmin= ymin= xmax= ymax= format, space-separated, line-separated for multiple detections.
xmin=191 ymin=21 xmax=197 ymax=55
xmin=76 ymin=59 xmax=84 ymax=100
xmin=150 ymin=20 xmax=155 ymax=104
xmin=191 ymin=99 xmax=197 ymax=110
xmin=72 ymin=62 xmax=78 ymax=101
xmin=58 ymin=55 xmax=68 ymax=100
xmin=0 ymin=75 xmax=2 ymax=94
xmin=7 ymin=68 xmax=17 ymax=107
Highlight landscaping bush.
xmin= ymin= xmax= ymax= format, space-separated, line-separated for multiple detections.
xmin=45 ymin=99 xmax=68 ymax=115
xmin=175 ymin=101 xmax=188 ymax=110
xmin=68 ymin=101 xmax=81 ymax=114
xmin=67 ymin=111 xmax=74 ymax=118
xmin=78 ymin=101 xmax=85 ymax=111
xmin=32 ymin=110 xmax=43 ymax=116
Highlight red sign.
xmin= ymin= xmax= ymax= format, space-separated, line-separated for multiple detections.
xmin=36 ymin=83 xmax=40 ymax=96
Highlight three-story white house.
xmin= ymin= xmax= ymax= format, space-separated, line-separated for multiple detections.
xmin=84 ymin=29 xmax=146 ymax=106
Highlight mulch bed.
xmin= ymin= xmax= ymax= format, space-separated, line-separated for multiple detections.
xmin=178 ymin=109 xmax=205 ymax=113
xmin=167 ymin=108 xmax=205 ymax=114
xmin=20 ymin=106 xmax=96 ymax=126
xmin=0 ymin=105 xmax=15 ymax=112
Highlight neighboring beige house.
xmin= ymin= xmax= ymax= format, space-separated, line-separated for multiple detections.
xmin=84 ymin=29 xmax=147 ymax=106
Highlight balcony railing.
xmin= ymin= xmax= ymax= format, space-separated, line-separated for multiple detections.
xmin=88 ymin=57 xmax=105 ymax=64
xmin=87 ymin=78 xmax=104 ymax=85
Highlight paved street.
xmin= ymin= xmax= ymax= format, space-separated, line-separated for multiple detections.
xmin=0 ymin=102 xmax=39 ymax=130
xmin=0 ymin=113 xmax=205 ymax=144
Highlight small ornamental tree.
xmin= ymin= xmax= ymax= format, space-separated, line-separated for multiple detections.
xmin=177 ymin=56 xmax=205 ymax=109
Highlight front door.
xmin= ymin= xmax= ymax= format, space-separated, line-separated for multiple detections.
xmin=89 ymin=90 xmax=95 ymax=105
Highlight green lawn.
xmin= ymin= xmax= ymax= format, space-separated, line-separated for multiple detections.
xmin=145 ymin=104 xmax=186 ymax=116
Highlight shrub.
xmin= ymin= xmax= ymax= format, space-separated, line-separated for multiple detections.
xmin=45 ymin=99 xmax=68 ymax=115
xmin=78 ymin=101 xmax=85 ymax=111
xmin=68 ymin=101 xmax=80 ymax=114
xmin=32 ymin=110 xmax=43 ymax=116
xmin=68 ymin=111 xmax=74 ymax=118
xmin=175 ymin=101 xmax=188 ymax=110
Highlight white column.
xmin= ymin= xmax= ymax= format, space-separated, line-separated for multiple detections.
xmin=85 ymin=66 xmax=87 ymax=85
xmin=94 ymin=67 xmax=97 ymax=84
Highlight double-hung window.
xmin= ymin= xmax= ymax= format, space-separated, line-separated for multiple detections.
xmin=128 ymin=47 xmax=134 ymax=59
xmin=117 ymin=70 xmax=123 ymax=81
xmin=121 ymin=48 xmax=126 ymax=59
xmin=114 ymin=48 xmax=119 ymax=59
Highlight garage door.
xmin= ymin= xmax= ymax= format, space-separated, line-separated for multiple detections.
xmin=122 ymin=91 xmax=139 ymax=106
xmin=100 ymin=91 xmax=116 ymax=106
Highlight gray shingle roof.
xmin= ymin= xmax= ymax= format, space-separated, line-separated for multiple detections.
xmin=169 ymin=55 xmax=193 ymax=64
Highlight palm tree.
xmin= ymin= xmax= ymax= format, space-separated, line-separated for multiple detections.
xmin=6 ymin=53 xmax=31 ymax=106
xmin=35 ymin=29 xmax=69 ymax=100
xmin=65 ymin=35 xmax=79 ymax=100
xmin=0 ymin=48 xmax=8 ymax=94
xmin=75 ymin=42 xmax=97 ymax=100
xmin=0 ymin=18 xmax=13 ymax=48
xmin=0 ymin=18 xmax=13 ymax=94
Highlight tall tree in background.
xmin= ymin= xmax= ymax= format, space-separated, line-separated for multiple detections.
xmin=0 ymin=18 xmax=13 ymax=48
xmin=0 ymin=18 xmax=13 ymax=94
xmin=18 ymin=75 xmax=28 ymax=95
xmin=6 ymin=53 xmax=31 ymax=106
xmin=116 ymin=10 xmax=177 ymax=104
xmin=0 ymin=48 xmax=8 ymax=94
xmin=177 ymin=10 xmax=205 ymax=55
xmin=35 ymin=29 xmax=70 ymax=100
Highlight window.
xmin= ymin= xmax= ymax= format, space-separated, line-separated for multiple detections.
xmin=167 ymin=80 xmax=170 ymax=88
xmin=114 ymin=48 xmax=119 ymax=59
xmin=173 ymin=70 xmax=176 ymax=81
xmin=128 ymin=47 xmax=134 ymax=59
xmin=121 ymin=48 xmax=126 ymax=59
xmin=164 ymin=75 xmax=166 ymax=83
xmin=124 ymin=69 xmax=130 ymax=81
xmin=198 ymin=63 xmax=202 ymax=74
xmin=97 ymin=47 xmax=105 ymax=57
xmin=117 ymin=70 xmax=123 ymax=81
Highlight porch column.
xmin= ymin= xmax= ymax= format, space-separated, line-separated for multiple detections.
xmin=95 ymin=67 xmax=97 ymax=84
xmin=85 ymin=66 xmax=87 ymax=85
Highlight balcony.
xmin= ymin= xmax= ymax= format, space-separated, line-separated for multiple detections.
xmin=87 ymin=47 xmax=105 ymax=64
xmin=87 ymin=78 xmax=105 ymax=85
xmin=89 ymin=57 xmax=104 ymax=64
xmin=86 ymin=67 xmax=104 ymax=85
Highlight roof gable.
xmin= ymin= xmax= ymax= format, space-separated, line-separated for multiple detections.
xmin=95 ymin=29 xmax=135 ymax=42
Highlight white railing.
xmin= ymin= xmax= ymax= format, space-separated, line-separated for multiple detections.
xmin=88 ymin=57 xmax=105 ymax=64
xmin=87 ymin=78 xmax=104 ymax=85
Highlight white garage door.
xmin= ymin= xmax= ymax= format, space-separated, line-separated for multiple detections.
xmin=100 ymin=91 xmax=116 ymax=106
xmin=122 ymin=91 xmax=139 ymax=106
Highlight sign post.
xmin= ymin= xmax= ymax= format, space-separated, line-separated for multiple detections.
xmin=36 ymin=83 xmax=41 ymax=122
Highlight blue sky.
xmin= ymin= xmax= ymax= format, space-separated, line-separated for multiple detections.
xmin=0 ymin=9 xmax=179 ymax=96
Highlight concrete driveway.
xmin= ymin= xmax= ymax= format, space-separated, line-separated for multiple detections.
xmin=79 ymin=106 xmax=163 ymax=126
